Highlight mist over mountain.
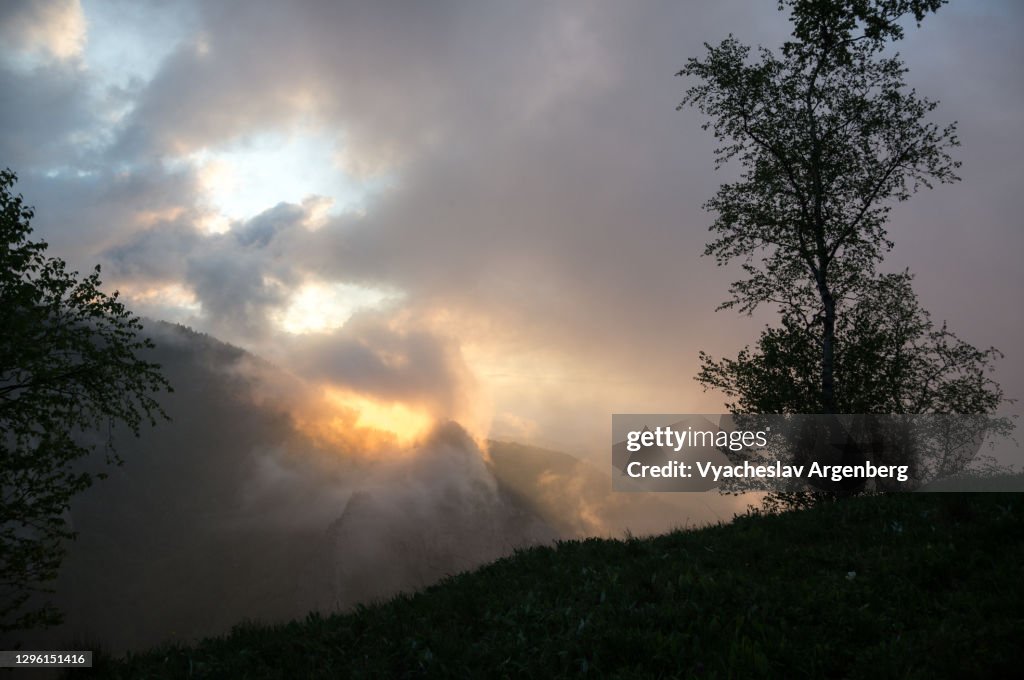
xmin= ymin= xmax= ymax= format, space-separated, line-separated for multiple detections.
xmin=4 ymin=322 xmax=731 ymax=652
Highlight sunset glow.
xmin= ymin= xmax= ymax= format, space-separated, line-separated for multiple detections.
xmin=3 ymin=0 xmax=1020 ymax=464
xmin=294 ymin=385 xmax=436 ymax=456
xmin=2 ymin=0 xmax=1021 ymax=664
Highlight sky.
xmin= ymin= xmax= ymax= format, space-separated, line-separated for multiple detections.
xmin=1 ymin=0 xmax=1022 ymax=461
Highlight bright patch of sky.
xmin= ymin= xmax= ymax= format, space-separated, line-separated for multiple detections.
xmin=20 ymin=1 xmax=400 ymax=334
xmin=190 ymin=129 xmax=390 ymax=229
xmin=78 ymin=1 xmax=195 ymax=153
xmin=274 ymin=281 xmax=401 ymax=335
xmin=81 ymin=0 xmax=197 ymax=94
xmin=2 ymin=1 xmax=201 ymax=164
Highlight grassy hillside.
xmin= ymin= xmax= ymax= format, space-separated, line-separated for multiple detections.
xmin=91 ymin=493 xmax=1022 ymax=678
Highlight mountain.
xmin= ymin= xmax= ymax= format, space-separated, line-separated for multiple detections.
xmin=486 ymin=440 xmax=701 ymax=537
xmin=4 ymin=323 xmax=547 ymax=651
xmin=3 ymin=322 xmax=736 ymax=653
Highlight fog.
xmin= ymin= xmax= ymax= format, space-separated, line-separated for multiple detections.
xmin=2 ymin=1 xmax=1020 ymax=460
xmin=2 ymin=0 xmax=1019 ymax=652
xmin=3 ymin=323 xmax=742 ymax=652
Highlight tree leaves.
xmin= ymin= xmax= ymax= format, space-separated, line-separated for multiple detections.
xmin=678 ymin=0 xmax=966 ymax=414
xmin=0 ymin=169 xmax=172 ymax=632
xmin=697 ymin=272 xmax=1007 ymax=417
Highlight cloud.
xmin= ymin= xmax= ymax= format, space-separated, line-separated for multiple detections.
xmin=4 ymin=1 xmax=1020 ymax=650
xmin=284 ymin=308 xmax=476 ymax=419
xmin=0 ymin=323 xmax=735 ymax=651
xmin=104 ymin=217 xmax=200 ymax=282
xmin=1 ymin=0 xmax=1021 ymax=458
xmin=4 ymin=323 xmax=555 ymax=651
xmin=0 ymin=61 xmax=94 ymax=169
xmin=0 ymin=0 xmax=86 ymax=63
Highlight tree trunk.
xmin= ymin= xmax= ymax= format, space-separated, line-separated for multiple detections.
xmin=818 ymin=280 xmax=837 ymax=414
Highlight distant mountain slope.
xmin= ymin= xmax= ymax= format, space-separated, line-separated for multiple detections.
xmin=487 ymin=441 xmax=700 ymax=538
xmin=5 ymin=323 xmax=556 ymax=651
xmin=4 ymin=322 xmax=749 ymax=653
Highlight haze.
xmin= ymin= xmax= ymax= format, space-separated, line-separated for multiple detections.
xmin=1 ymin=0 xmax=1021 ymax=650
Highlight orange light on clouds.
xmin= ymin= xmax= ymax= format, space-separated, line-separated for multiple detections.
xmin=294 ymin=385 xmax=436 ymax=457
xmin=135 ymin=206 xmax=186 ymax=227
xmin=115 ymin=281 xmax=201 ymax=313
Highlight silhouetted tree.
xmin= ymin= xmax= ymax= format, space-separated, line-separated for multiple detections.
xmin=678 ymin=1 xmax=1013 ymax=501
xmin=698 ymin=272 xmax=1012 ymax=495
xmin=678 ymin=0 xmax=958 ymax=413
xmin=697 ymin=272 xmax=1006 ymax=417
xmin=0 ymin=169 xmax=171 ymax=632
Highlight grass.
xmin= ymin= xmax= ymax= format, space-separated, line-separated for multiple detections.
xmin=89 ymin=493 xmax=1022 ymax=678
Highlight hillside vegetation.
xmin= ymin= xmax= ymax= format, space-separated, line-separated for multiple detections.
xmin=93 ymin=492 xmax=1022 ymax=678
